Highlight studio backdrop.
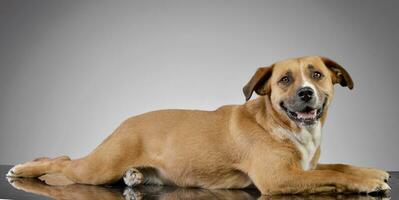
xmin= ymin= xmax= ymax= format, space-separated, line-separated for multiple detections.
xmin=0 ymin=0 xmax=398 ymax=170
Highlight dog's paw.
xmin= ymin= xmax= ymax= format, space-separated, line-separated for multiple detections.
xmin=366 ymin=168 xmax=391 ymax=183
xmin=6 ymin=165 xmax=22 ymax=177
xmin=123 ymin=168 xmax=144 ymax=187
xmin=351 ymin=179 xmax=391 ymax=195
xmin=6 ymin=163 xmax=41 ymax=178
xmin=349 ymin=167 xmax=391 ymax=183
xmin=370 ymin=180 xmax=391 ymax=194
xmin=123 ymin=187 xmax=142 ymax=200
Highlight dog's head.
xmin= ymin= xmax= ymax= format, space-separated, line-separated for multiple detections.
xmin=243 ymin=56 xmax=353 ymax=127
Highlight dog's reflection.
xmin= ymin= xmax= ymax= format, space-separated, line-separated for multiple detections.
xmin=8 ymin=177 xmax=389 ymax=200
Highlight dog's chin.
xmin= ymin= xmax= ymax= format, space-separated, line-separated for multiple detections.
xmin=279 ymin=100 xmax=326 ymax=127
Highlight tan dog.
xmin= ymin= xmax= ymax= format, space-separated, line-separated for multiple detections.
xmin=6 ymin=56 xmax=391 ymax=195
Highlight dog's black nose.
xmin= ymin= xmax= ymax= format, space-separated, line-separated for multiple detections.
xmin=297 ymin=87 xmax=314 ymax=102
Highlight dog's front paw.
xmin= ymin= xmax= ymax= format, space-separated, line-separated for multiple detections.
xmin=365 ymin=168 xmax=391 ymax=183
xmin=123 ymin=168 xmax=144 ymax=187
xmin=350 ymin=179 xmax=391 ymax=195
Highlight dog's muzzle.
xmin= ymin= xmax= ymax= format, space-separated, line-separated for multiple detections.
xmin=280 ymin=100 xmax=326 ymax=126
xmin=279 ymin=91 xmax=327 ymax=126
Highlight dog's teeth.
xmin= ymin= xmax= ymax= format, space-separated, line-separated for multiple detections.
xmin=296 ymin=110 xmax=317 ymax=120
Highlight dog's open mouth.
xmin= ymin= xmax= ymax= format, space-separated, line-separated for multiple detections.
xmin=279 ymin=99 xmax=326 ymax=126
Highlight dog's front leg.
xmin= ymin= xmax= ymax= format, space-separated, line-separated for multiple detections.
xmin=249 ymin=168 xmax=390 ymax=195
xmin=316 ymin=164 xmax=390 ymax=183
xmin=244 ymin=150 xmax=390 ymax=196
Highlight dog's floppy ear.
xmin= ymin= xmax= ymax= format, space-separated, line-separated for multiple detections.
xmin=321 ymin=57 xmax=354 ymax=90
xmin=243 ymin=66 xmax=273 ymax=101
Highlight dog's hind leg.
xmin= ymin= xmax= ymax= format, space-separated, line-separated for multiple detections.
xmin=7 ymin=155 xmax=130 ymax=185
xmin=7 ymin=120 xmax=146 ymax=186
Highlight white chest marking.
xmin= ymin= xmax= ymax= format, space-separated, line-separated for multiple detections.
xmin=274 ymin=123 xmax=321 ymax=170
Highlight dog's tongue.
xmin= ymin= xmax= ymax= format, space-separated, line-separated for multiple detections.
xmin=296 ymin=109 xmax=317 ymax=119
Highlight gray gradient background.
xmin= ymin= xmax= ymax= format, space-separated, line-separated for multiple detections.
xmin=0 ymin=0 xmax=398 ymax=170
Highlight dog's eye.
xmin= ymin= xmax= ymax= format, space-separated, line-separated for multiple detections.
xmin=279 ymin=76 xmax=290 ymax=84
xmin=312 ymin=71 xmax=323 ymax=79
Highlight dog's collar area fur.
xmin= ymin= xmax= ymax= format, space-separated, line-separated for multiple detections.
xmin=272 ymin=122 xmax=322 ymax=170
xmin=249 ymin=97 xmax=323 ymax=170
